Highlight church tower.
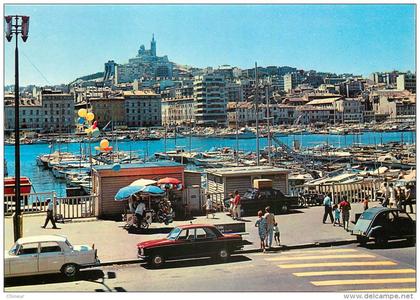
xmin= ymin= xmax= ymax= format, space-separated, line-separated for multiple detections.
xmin=150 ymin=34 xmax=156 ymax=57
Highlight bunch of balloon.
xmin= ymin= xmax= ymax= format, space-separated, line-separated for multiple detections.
xmin=77 ymin=109 xmax=101 ymax=138
xmin=94 ymin=139 xmax=113 ymax=152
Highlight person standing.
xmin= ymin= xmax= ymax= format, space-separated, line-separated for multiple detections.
xmin=233 ymin=190 xmax=241 ymax=220
xmin=362 ymin=196 xmax=369 ymax=211
xmin=404 ymin=184 xmax=414 ymax=214
xmin=339 ymin=197 xmax=351 ymax=231
xmin=42 ymin=198 xmax=58 ymax=229
xmin=333 ymin=204 xmax=341 ymax=227
xmin=322 ymin=193 xmax=334 ymax=224
xmin=228 ymin=193 xmax=235 ymax=219
xmin=396 ymin=186 xmax=403 ymax=210
xmin=135 ymin=200 xmax=146 ymax=226
xmin=273 ymin=222 xmax=280 ymax=246
xmin=264 ymin=206 xmax=276 ymax=249
xmin=255 ymin=210 xmax=267 ymax=252
xmin=389 ymin=183 xmax=396 ymax=208
xmin=381 ymin=182 xmax=390 ymax=207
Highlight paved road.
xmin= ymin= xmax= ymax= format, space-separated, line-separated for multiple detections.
xmin=5 ymin=242 xmax=415 ymax=293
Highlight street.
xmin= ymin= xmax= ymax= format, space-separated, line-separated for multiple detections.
xmin=5 ymin=242 xmax=415 ymax=292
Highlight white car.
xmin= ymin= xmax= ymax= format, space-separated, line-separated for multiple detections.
xmin=5 ymin=235 xmax=100 ymax=278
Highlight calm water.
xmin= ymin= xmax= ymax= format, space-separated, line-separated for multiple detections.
xmin=4 ymin=131 xmax=416 ymax=196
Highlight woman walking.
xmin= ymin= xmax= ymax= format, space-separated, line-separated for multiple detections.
xmin=255 ymin=210 xmax=267 ymax=252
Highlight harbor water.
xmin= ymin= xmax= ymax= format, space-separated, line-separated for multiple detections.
xmin=4 ymin=131 xmax=416 ymax=196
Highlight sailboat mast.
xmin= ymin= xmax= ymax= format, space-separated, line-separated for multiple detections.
xmin=255 ymin=62 xmax=260 ymax=166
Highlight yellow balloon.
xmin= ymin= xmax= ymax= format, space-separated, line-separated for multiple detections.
xmin=78 ymin=108 xmax=87 ymax=118
xmin=100 ymin=139 xmax=109 ymax=149
xmin=86 ymin=112 xmax=95 ymax=121
xmin=85 ymin=128 xmax=92 ymax=134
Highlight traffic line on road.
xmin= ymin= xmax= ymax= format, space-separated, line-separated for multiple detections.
xmin=293 ymin=268 xmax=416 ymax=277
xmin=349 ymin=288 xmax=416 ymax=292
xmin=311 ymin=277 xmax=416 ymax=286
xmin=266 ymin=254 xmax=374 ymax=261
xmin=251 ymin=248 xmax=358 ymax=256
xmin=277 ymin=260 xmax=397 ymax=269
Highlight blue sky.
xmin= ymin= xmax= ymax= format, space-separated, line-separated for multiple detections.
xmin=4 ymin=4 xmax=416 ymax=86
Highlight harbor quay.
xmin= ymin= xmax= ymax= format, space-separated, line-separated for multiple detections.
xmin=7 ymin=200 xmax=415 ymax=264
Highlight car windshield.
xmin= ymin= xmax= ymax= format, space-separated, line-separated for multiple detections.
xmin=244 ymin=190 xmax=256 ymax=199
xmin=167 ymin=227 xmax=182 ymax=240
xmin=9 ymin=243 xmax=19 ymax=255
xmin=359 ymin=210 xmax=376 ymax=220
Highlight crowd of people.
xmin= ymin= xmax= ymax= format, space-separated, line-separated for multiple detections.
xmin=379 ymin=179 xmax=414 ymax=213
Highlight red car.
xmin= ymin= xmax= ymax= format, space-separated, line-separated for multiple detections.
xmin=137 ymin=224 xmax=243 ymax=267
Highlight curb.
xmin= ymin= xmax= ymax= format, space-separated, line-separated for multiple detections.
xmin=97 ymin=238 xmax=358 ymax=267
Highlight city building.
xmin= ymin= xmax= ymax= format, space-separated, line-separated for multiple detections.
xmin=335 ymin=98 xmax=365 ymax=123
xmin=4 ymin=97 xmax=43 ymax=132
xmin=396 ymin=73 xmax=416 ymax=93
xmin=89 ymin=97 xmax=125 ymax=129
xmin=161 ymin=96 xmax=195 ymax=126
xmin=40 ymin=90 xmax=75 ymax=133
xmin=193 ymin=74 xmax=227 ymax=126
xmin=283 ymin=72 xmax=305 ymax=93
xmin=123 ymin=90 xmax=162 ymax=127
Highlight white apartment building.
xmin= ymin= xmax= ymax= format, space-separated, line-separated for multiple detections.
xmin=193 ymin=74 xmax=227 ymax=126
xmin=161 ymin=97 xmax=194 ymax=126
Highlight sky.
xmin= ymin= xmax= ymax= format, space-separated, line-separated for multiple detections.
xmin=3 ymin=4 xmax=416 ymax=86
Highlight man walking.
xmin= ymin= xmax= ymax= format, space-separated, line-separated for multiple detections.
xmin=42 ymin=198 xmax=58 ymax=229
xmin=233 ymin=190 xmax=241 ymax=220
xmin=322 ymin=192 xmax=334 ymax=224
xmin=264 ymin=206 xmax=276 ymax=249
xmin=339 ymin=196 xmax=351 ymax=231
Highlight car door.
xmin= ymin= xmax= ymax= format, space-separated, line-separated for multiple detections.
xmin=173 ymin=228 xmax=196 ymax=259
xmin=9 ymin=242 xmax=39 ymax=276
xmin=38 ymin=241 xmax=65 ymax=273
xmin=393 ymin=211 xmax=415 ymax=236
xmin=193 ymin=227 xmax=218 ymax=257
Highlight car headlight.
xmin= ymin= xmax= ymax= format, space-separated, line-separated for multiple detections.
xmin=140 ymin=248 xmax=144 ymax=256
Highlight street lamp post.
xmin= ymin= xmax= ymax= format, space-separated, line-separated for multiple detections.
xmin=5 ymin=15 xmax=30 ymax=241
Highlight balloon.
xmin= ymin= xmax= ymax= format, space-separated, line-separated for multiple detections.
xmin=85 ymin=128 xmax=92 ymax=134
xmin=92 ymin=121 xmax=98 ymax=129
xmin=86 ymin=112 xmax=95 ymax=121
xmin=94 ymin=146 xmax=101 ymax=151
xmin=78 ymin=108 xmax=87 ymax=118
xmin=100 ymin=139 xmax=109 ymax=149
xmin=112 ymin=163 xmax=121 ymax=172
xmin=106 ymin=146 xmax=113 ymax=151
xmin=78 ymin=117 xmax=85 ymax=124
xmin=92 ymin=128 xmax=100 ymax=138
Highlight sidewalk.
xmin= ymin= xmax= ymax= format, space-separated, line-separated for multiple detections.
xmin=4 ymin=202 xmax=415 ymax=265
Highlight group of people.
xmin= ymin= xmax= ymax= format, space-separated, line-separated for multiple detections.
xmin=255 ymin=206 xmax=280 ymax=252
xmin=322 ymin=193 xmax=352 ymax=231
xmin=380 ymin=179 xmax=414 ymax=213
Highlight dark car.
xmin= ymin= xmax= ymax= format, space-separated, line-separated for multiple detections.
xmin=240 ymin=188 xmax=298 ymax=215
xmin=137 ymin=224 xmax=243 ymax=267
xmin=352 ymin=207 xmax=416 ymax=247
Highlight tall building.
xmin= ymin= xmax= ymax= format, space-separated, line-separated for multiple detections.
xmin=41 ymin=90 xmax=75 ymax=133
xmin=283 ymin=72 xmax=305 ymax=93
xmin=193 ymin=74 xmax=227 ymax=126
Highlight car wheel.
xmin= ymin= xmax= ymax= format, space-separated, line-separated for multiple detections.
xmin=357 ymin=236 xmax=368 ymax=246
xmin=217 ymin=248 xmax=230 ymax=262
xmin=375 ymin=236 xmax=388 ymax=248
xmin=61 ymin=263 xmax=79 ymax=278
xmin=150 ymin=254 xmax=165 ymax=268
xmin=281 ymin=204 xmax=288 ymax=214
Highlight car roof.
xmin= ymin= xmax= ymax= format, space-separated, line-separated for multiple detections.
xmin=364 ymin=206 xmax=402 ymax=216
xmin=17 ymin=235 xmax=67 ymax=244
xmin=177 ymin=224 xmax=217 ymax=230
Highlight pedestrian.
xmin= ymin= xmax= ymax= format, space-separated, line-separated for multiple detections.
xmin=333 ymin=204 xmax=340 ymax=227
xmin=362 ymin=195 xmax=369 ymax=211
xmin=403 ymin=183 xmax=414 ymax=214
xmin=389 ymin=183 xmax=396 ymax=208
xmin=42 ymin=198 xmax=58 ymax=229
xmin=396 ymin=186 xmax=403 ymax=210
xmin=255 ymin=210 xmax=267 ymax=252
xmin=228 ymin=193 xmax=235 ymax=219
xmin=273 ymin=222 xmax=280 ymax=246
xmin=203 ymin=194 xmax=215 ymax=219
xmin=322 ymin=192 xmax=334 ymax=224
xmin=339 ymin=196 xmax=351 ymax=231
xmin=381 ymin=182 xmax=390 ymax=207
xmin=233 ymin=190 xmax=241 ymax=220
xmin=135 ymin=200 xmax=146 ymax=227
xmin=264 ymin=206 xmax=276 ymax=249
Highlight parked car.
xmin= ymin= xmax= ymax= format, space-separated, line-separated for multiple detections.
xmin=5 ymin=235 xmax=100 ymax=278
xmin=137 ymin=224 xmax=243 ymax=267
xmin=240 ymin=188 xmax=299 ymax=215
xmin=352 ymin=207 xmax=416 ymax=247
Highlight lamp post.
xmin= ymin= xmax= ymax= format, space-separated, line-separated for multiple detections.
xmin=5 ymin=15 xmax=30 ymax=241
